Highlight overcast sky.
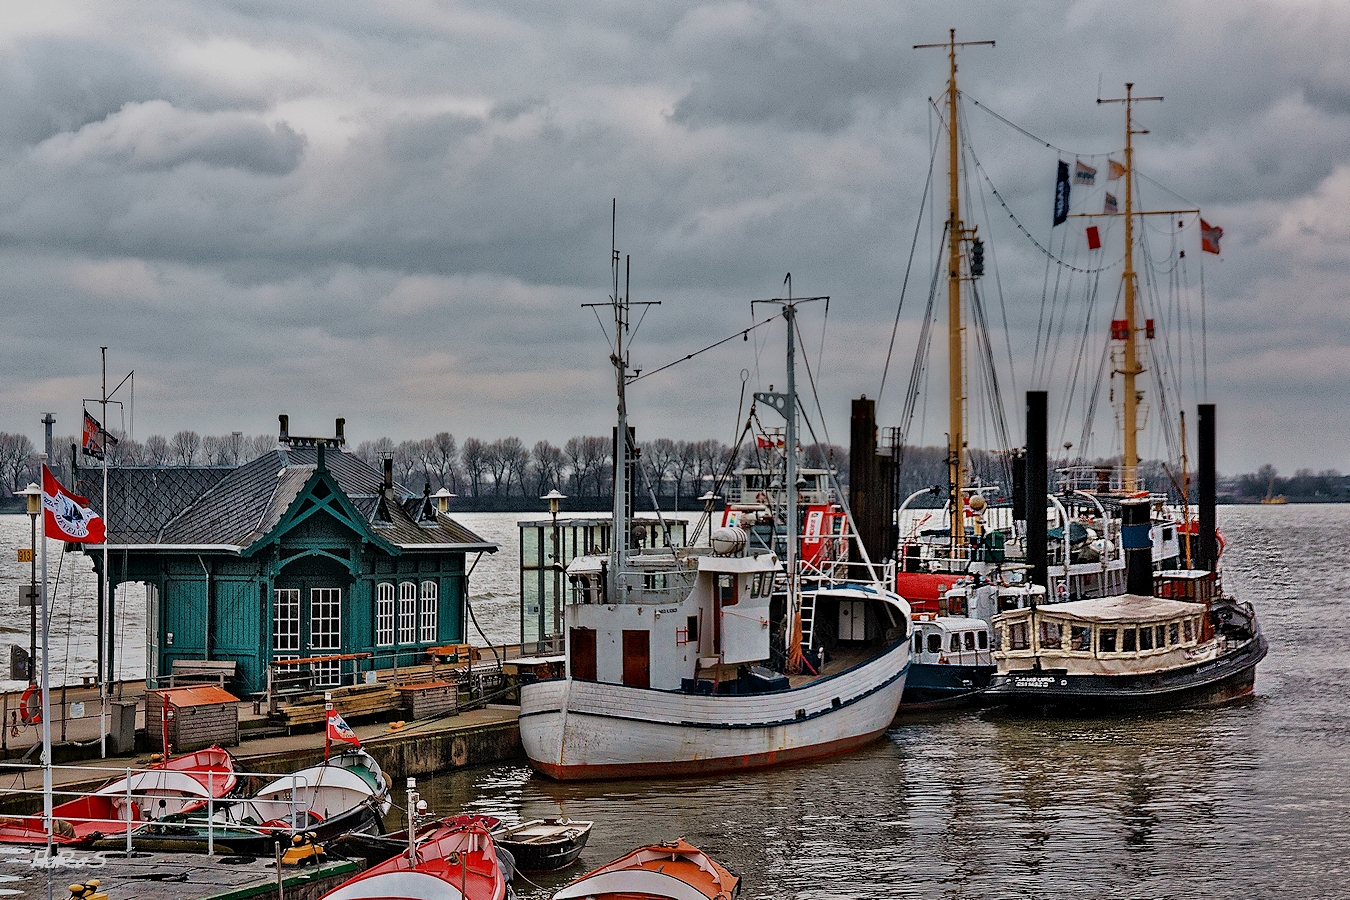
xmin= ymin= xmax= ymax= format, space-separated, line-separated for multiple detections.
xmin=0 ymin=1 xmax=1345 ymax=475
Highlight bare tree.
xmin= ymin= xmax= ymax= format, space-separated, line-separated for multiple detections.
xmin=246 ymin=433 xmax=276 ymax=461
xmin=393 ymin=439 xmax=423 ymax=488
xmin=460 ymin=438 xmax=488 ymax=497
xmin=501 ymin=437 xmax=529 ymax=495
xmin=530 ymin=440 xmax=564 ymax=497
xmin=0 ymin=432 xmax=34 ymax=493
xmin=202 ymin=434 xmax=232 ymax=465
xmin=171 ymin=430 xmax=201 ymax=465
xmin=143 ymin=434 xmax=171 ymax=465
xmin=426 ymin=432 xmax=458 ymax=492
xmin=354 ymin=437 xmax=394 ymax=468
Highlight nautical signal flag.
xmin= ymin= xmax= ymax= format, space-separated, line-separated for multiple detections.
xmin=1086 ymin=226 xmax=1102 ymax=250
xmin=1108 ymin=159 xmax=1127 ymax=180
xmin=1103 ymin=193 xmax=1119 ymax=215
xmin=1074 ymin=160 xmax=1097 ymax=185
xmin=1201 ymin=219 xmax=1223 ymax=254
xmin=327 ymin=708 xmax=361 ymax=747
xmin=1053 ymin=161 xmax=1070 ymax=226
xmin=81 ymin=410 xmax=117 ymax=460
xmin=42 ymin=465 xmax=105 ymax=543
xmin=756 ymin=435 xmax=785 ymax=449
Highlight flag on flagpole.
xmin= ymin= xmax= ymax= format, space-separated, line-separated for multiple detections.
xmin=756 ymin=435 xmax=785 ymax=449
xmin=81 ymin=411 xmax=118 ymax=460
xmin=1074 ymin=160 xmax=1097 ymax=185
xmin=326 ymin=708 xmax=361 ymax=747
xmin=1108 ymin=159 xmax=1126 ymax=180
xmin=1201 ymin=219 xmax=1223 ymax=254
xmin=1053 ymin=161 xmax=1071 ymax=226
xmin=1086 ymin=226 xmax=1102 ymax=250
xmin=1103 ymin=193 xmax=1119 ymax=215
xmin=42 ymin=465 xmax=105 ymax=543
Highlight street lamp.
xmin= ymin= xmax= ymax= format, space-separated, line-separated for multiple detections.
xmin=541 ymin=490 xmax=567 ymax=643
xmin=18 ymin=482 xmax=40 ymax=686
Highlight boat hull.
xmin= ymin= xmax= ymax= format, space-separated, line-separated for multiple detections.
xmin=898 ymin=661 xmax=991 ymax=711
xmin=519 ymin=642 xmax=909 ymax=780
xmin=984 ymin=633 xmax=1267 ymax=715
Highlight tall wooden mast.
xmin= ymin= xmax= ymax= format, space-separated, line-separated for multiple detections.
xmin=1099 ymin=84 xmax=1161 ymax=491
xmin=915 ymin=29 xmax=992 ymax=550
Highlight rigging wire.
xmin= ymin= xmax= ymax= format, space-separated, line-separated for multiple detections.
xmin=628 ymin=318 xmax=776 ymax=384
xmin=964 ymin=93 xmax=1122 ymax=160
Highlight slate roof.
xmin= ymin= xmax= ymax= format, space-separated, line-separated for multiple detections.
xmin=86 ymin=446 xmax=494 ymax=553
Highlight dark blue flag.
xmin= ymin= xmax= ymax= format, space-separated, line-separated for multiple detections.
xmin=1053 ymin=160 xmax=1070 ymax=226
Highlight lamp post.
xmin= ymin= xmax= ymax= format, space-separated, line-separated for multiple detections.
xmin=19 ymin=482 xmax=40 ymax=686
xmin=698 ymin=491 xmax=717 ymax=546
xmin=432 ymin=488 xmax=455 ymax=515
xmin=541 ymin=490 xmax=566 ymax=642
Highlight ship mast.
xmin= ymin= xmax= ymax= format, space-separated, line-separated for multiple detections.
xmin=915 ymin=29 xmax=992 ymax=553
xmin=1099 ymin=83 xmax=1162 ymax=491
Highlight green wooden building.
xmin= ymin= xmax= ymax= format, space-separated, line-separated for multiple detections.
xmin=78 ymin=418 xmax=495 ymax=695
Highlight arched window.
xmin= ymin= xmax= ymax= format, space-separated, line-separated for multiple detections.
xmin=419 ymin=581 xmax=438 ymax=643
xmin=376 ymin=583 xmax=395 ymax=647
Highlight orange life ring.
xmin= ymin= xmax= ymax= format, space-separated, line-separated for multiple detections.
xmin=19 ymin=685 xmax=41 ymax=725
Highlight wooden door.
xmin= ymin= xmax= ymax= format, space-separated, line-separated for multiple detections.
xmin=622 ymin=630 xmax=650 ymax=689
xmin=570 ymin=627 xmax=597 ymax=681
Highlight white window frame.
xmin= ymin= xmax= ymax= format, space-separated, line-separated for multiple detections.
xmin=376 ymin=582 xmax=395 ymax=647
xmin=398 ymin=581 xmax=417 ymax=644
xmin=274 ymin=588 xmax=301 ymax=658
xmin=310 ymin=587 xmax=342 ymax=686
xmin=419 ymin=580 xmax=438 ymax=643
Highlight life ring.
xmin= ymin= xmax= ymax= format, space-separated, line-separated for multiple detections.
xmin=1055 ymin=582 xmax=1068 ymax=599
xmin=754 ymin=492 xmax=768 ymax=505
xmin=19 ymin=685 xmax=41 ymax=725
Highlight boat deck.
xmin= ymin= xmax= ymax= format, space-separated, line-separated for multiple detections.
xmin=786 ymin=645 xmax=876 ymax=687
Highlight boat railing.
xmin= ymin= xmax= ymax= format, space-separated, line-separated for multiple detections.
xmin=0 ymin=760 xmax=320 ymax=855
xmin=799 ymin=557 xmax=897 ymax=592
xmin=1055 ymin=465 xmax=1146 ymax=495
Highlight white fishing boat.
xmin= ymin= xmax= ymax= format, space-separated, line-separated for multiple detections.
xmin=518 ymin=238 xmax=911 ymax=780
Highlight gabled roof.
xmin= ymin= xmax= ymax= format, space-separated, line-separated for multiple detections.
xmin=87 ymin=446 xmax=494 ymax=554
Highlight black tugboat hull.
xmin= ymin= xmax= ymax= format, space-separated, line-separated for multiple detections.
xmin=897 ymin=662 xmax=992 ymax=711
xmin=984 ymin=634 xmax=1267 ymax=715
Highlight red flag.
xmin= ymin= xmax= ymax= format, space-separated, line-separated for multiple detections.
xmin=42 ymin=465 xmax=105 ymax=543
xmin=755 ymin=435 xmax=784 ymax=449
xmin=326 ymin=708 xmax=361 ymax=747
xmin=81 ymin=410 xmax=117 ymax=460
xmin=1201 ymin=219 xmax=1223 ymax=254
xmin=1086 ymin=226 xmax=1102 ymax=250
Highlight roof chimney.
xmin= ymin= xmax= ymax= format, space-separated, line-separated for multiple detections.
xmin=383 ymin=457 xmax=394 ymax=491
xmin=335 ymin=418 xmax=346 ymax=446
xmin=278 ymin=414 xmax=290 ymax=445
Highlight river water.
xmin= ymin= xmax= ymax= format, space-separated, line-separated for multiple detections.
xmin=0 ymin=506 xmax=1344 ymax=898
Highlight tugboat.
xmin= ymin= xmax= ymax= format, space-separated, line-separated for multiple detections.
xmin=517 ymin=238 xmax=911 ymax=780
xmin=985 ymin=85 xmax=1266 ymax=712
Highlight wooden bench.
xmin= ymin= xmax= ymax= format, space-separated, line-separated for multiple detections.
xmin=168 ymin=659 xmax=237 ymax=688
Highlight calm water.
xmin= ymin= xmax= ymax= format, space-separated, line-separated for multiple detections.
xmin=1 ymin=506 xmax=1345 ymax=898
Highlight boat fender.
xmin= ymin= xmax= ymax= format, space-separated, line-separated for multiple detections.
xmin=19 ymin=685 xmax=41 ymax=725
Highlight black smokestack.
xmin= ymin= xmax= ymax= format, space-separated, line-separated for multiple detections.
xmin=1123 ymin=497 xmax=1153 ymax=596
xmin=1198 ymin=404 xmax=1217 ymax=573
xmin=1026 ymin=392 xmax=1048 ymax=596
xmin=278 ymin=414 xmax=290 ymax=444
xmin=383 ymin=457 xmax=394 ymax=491
xmin=335 ymin=418 xmax=346 ymax=447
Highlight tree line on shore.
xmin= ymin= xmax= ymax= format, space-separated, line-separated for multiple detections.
xmin=0 ymin=427 xmax=1342 ymax=507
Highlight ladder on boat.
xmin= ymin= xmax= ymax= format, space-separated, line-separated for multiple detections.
xmin=799 ymin=592 xmax=817 ymax=652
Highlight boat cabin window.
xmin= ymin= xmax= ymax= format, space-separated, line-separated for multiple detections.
xmin=1183 ymin=619 xmax=1194 ymax=642
xmin=963 ymin=632 xmax=976 ymax=651
xmin=927 ymin=633 xmax=942 ymax=654
xmin=1155 ymin=624 xmax=1167 ymax=648
xmin=1038 ymin=621 xmax=1062 ymax=650
xmin=977 ymin=631 xmax=988 ymax=650
xmin=914 ymin=633 xmax=923 ymax=655
xmin=1139 ymin=627 xmax=1154 ymax=651
xmin=752 ymin=573 xmax=768 ymax=597
xmin=948 ymin=633 xmax=959 ymax=653
xmin=1070 ymin=625 xmax=1091 ymax=652
xmin=1098 ymin=628 xmax=1117 ymax=653
xmin=1122 ymin=628 xmax=1137 ymax=652
xmin=1008 ymin=622 xmax=1029 ymax=650
xmin=718 ymin=574 xmax=738 ymax=606
xmin=1169 ymin=622 xmax=1180 ymax=646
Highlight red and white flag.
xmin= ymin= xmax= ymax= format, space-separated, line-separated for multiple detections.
xmin=756 ymin=435 xmax=785 ymax=449
xmin=326 ymin=708 xmax=361 ymax=747
xmin=43 ymin=465 xmax=105 ymax=544
xmin=1201 ymin=219 xmax=1223 ymax=255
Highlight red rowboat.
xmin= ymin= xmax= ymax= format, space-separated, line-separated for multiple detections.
xmin=0 ymin=745 xmax=237 ymax=847
xmin=321 ymin=815 xmax=513 ymax=900
xmin=552 ymin=838 xmax=740 ymax=900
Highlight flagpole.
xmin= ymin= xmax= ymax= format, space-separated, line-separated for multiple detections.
xmin=38 ymin=454 xmax=52 ymax=853
xmin=324 ymin=692 xmax=332 ymax=761
xmin=100 ymin=347 xmax=109 ymax=759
